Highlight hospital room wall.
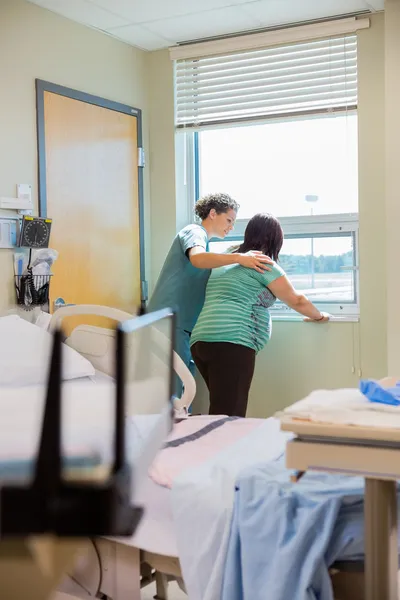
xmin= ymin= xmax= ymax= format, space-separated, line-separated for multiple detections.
xmin=146 ymin=49 xmax=178 ymax=293
xmin=146 ymin=13 xmax=387 ymax=416
xmin=385 ymin=0 xmax=400 ymax=375
xmin=0 ymin=0 xmax=151 ymax=311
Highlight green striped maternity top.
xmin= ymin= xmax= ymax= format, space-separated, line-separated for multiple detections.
xmin=190 ymin=262 xmax=285 ymax=353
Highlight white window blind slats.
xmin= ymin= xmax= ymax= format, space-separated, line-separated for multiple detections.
xmin=177 ymin=71 xmax=357 ymax=103
xmin=177 ymin=89 xmax=356 ymax=122
xmin=176 ymin=38 xmax=356 ymax=76
xmin=176 ymin=64 xmax=357 ymax=96
xmin=177 ymin=89 xmax=356 ymax=119
xmin=176 ymin=56 xmax=357 ymax=88
xmin=177 ymin=78 xmax=356 ymax=108
xmin=175 ymin=35 xmax=357 ymax=128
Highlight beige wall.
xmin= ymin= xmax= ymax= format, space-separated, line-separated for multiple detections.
xmin=357 ymin=13 xmax=387 ymax=381
xmin=146 ymin=14 xmax=388 ymax=416
xmin=384 ymin=0 xmax=400 ymax=374
xmin=145 ymin=50 xmax=176 ymax=290
xmin=0 ymin=0 xmax=150 ymax=309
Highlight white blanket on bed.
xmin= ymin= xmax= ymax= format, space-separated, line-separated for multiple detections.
xmin=170 ymin=417 xmax=292 ymax=600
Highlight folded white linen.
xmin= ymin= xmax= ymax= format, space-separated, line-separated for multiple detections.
xmin=278 ymin=387 xmax=400 ymax=428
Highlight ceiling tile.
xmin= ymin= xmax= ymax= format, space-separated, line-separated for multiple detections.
xmin=142 ymin=6 xmax=261 ymax=43
xmin=92 ymin=0 xmax=253 ymax=25
xmin=28 ymin=0 xmax=385 ymax=52
xmin=241 ymin=0 xmax=373 ymax=28
xmin=109 ymin=24 xmax=174 ymax=50
xmin=29 ymin=0 xmax=130 ymax=30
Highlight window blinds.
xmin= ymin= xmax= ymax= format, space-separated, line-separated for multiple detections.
xmin=175 ymin=35 xmax=357 ymax=129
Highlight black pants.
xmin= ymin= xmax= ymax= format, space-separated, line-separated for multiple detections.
xmin=191 ymin=342 xmax=256 ymax=417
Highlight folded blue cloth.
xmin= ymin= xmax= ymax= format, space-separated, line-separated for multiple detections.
xmin=221 ymin=457 xmax=370 ymax=600
xmin=359 ymin=379 xmax=400 ymax=406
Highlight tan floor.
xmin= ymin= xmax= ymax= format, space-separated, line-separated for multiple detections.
xmin=142 ymin=572 xmax=399 ymax=600
xmin=141 ymin=581 xmax=187 ymax=600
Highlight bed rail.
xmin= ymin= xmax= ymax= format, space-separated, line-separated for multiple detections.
xmin=49 ymin=304 xmax=196 ymax=412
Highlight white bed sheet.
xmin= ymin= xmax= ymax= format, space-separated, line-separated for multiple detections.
xmin=113 ymin=414 xmax=178 ymax=556
xmin=0 ymin=370 xmax=176 ymax=557
xmin=128 ymin=476 xmax=177 ymax=557
xmin=0 ymin=368 xmax=159 ymax=462
xmin=94 ymin=369 xmax=177 ymax=557
xmin=0 ymin=377 xmax=115 ymax=461
xmin=0 ymin=362 xmax=176 ymax=556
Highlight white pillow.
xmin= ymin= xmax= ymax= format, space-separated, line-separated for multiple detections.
xmin=0 ymin=315 xmax=95 ymax=386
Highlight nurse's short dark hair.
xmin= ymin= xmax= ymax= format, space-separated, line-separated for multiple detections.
xmin=195 ymin=193 xmax=239 ymax=220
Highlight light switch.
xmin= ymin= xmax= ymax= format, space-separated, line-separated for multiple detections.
xmin=17 ymin=184 xmax=32 ymax=202
xmin=0 ymin=219 xmax=17 ymax=248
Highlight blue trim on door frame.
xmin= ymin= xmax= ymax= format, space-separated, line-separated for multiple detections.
xmin=35 ymin=79 xmax=146 ymax=302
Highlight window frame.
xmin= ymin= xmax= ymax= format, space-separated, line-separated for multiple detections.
xmin=209 ymin=215 xmax=360 ymax=318
xmin=178 ymin=127 xmax=359 ymax=318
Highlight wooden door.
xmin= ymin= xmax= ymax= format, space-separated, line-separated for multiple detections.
xmin=37 ymin=81 xmax=143 ymax=330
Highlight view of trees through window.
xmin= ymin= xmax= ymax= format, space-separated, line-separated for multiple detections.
xmin=210 ymin=235 xmax=355 ymax=304
xmin=281 ymin=250 xmax=353 ymax=275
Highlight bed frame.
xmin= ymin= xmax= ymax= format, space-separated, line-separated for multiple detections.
xmin=50 ymin=305 xmax=373 ymax=600
xmin=50 ymin=305 xmax=188 ymax=600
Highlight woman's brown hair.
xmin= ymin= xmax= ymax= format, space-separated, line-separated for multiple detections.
xmin=236 ymin=213 xmax=283 ymax=261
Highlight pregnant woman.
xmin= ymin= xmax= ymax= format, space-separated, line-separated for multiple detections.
xmin=190 ymin=213 xmax=329 ymax=417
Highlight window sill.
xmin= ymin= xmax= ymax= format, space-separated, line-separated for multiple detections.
xmin=271 ymin=314 xmax=360 ymax=323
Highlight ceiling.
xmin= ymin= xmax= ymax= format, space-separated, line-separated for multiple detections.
xmin=27 ymin=0 xmax=384 ymax=51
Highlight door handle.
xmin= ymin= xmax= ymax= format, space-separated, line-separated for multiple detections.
xmin=54 ymin=298 xmax=76 ymax=311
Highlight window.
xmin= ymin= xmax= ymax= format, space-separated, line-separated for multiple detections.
xmin=209 ymin=216 xmax=359 ymax=316
xmin=278 ymin=234 xmax=356 ymax=305
xmin=175 ymin=33 xmax=359 ymax=317
xmin=197 ymin=114 xmax=358 ymax=219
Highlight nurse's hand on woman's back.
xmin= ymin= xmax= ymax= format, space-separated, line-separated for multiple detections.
xmin=237 ymin=250 xmax=273 ymax=273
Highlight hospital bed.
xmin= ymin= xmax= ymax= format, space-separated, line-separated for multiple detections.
xmin=47 ymin=304 xmax=192 ymax=600
xmin=0 ymin=305 xmax=191 ymax=600
xmin=54 ymin=307 xmax=370 ymax=600
xmin=0 ymin=306 xmax=176 ymax=600
xmin=50 ymin=307 xmax=388 ymax=600
xmin=1 ymin=307 xmax=383 ymax=600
